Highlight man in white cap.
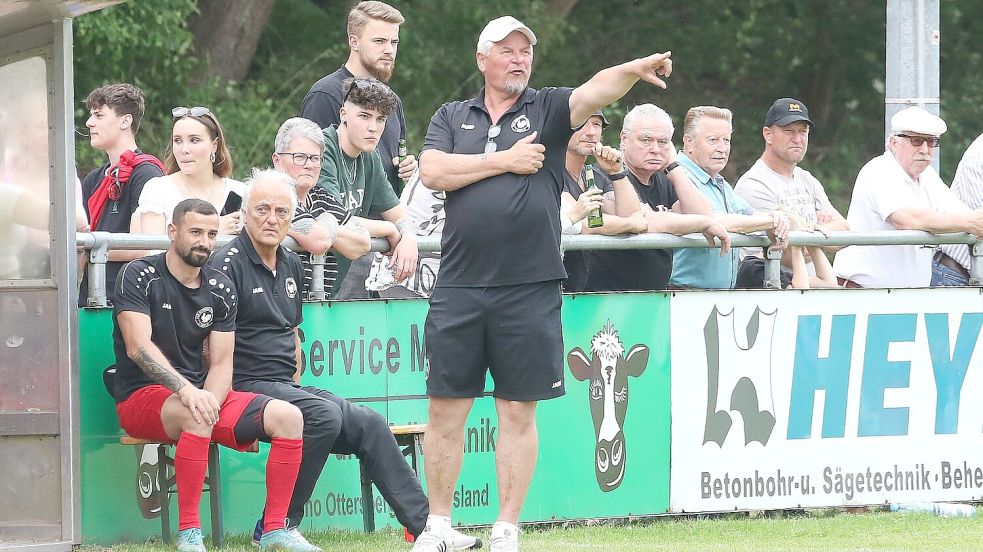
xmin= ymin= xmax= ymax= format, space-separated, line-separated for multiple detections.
xmin=833 ymin=106 xmax=983 ymax=287
xmin=415 ymin=15 xmax=673 ymax=552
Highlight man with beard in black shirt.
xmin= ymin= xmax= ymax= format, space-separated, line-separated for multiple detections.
xmin=110 ymin=198 xmax=310 ymax=552
xmin=587 ymin=103 xmax=729 ymax=291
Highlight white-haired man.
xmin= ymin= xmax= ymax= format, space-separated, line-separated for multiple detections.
xmin=416 ymin=15 xmax=675 ymax=552
xmin=833 ymin=107 xmax=983 ymax=287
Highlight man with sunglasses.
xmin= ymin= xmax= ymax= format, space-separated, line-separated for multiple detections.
xmin=414 ymin=14 xmax=675 ymax=552
xmin=316 ymin=77 xmax=418 ymax=296
xmin=80 ymin=83 xmax=165 ymax=306
xmin=834 ymin=106 xmax=983 ymax=288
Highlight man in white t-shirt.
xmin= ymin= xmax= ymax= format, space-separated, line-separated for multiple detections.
xmin=735 ymin=98 xmax=847 ymax=287
xmin=833 ymin=107 xmax=983 ymax=288
xmin=934 ymin=132 xmax=983 ymax=286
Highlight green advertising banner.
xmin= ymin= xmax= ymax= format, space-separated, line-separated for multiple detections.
xmin=78 ymin=292 xmax=671 ymax=544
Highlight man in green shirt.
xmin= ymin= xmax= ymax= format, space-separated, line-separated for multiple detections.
xmin=317 ymin=77 xmax=417 ymax=295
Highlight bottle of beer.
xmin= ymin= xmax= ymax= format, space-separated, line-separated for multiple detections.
xmin=396 ymin=138 xmax=409 ymax=193
xmin=585 ymin=164 xmax=604 ymax=228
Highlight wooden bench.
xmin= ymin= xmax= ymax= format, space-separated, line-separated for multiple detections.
xmin=121 ymin=424 xmax=425 ymax=543
xmin=119 ymin=435 xmax=229 ymax=547
xmin=359 ymin=423 xmax=426 ymax=533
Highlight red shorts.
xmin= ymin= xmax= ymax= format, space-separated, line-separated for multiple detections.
xmin=116 ymin=385 xmax=264 ymax=452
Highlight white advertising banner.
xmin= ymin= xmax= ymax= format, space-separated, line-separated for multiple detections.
xmin=669 ymin=288 xmax=983 ymax=512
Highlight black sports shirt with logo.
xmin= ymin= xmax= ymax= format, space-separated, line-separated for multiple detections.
xmin=207 ymin=233 xmax=304 ymax=385
xmin=110 ymin=253 xmax=237 ymax=403
xmin=422 ymin=86 xmax=575 ymax=287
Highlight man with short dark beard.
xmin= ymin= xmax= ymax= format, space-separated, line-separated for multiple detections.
xmin=301 ymin=1 xmax=415 ymax=191
xmin=301 ymin=1 xmax=416 ymax=299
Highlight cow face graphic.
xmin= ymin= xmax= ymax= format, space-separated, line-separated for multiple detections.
xmin=568 ymin=321 xmax=649 ymax=491
xmin=135 ymin=444 xmax=163 ymax=518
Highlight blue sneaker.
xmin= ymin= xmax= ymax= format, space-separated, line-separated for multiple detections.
xmin=176 ymin=527 xmax=207 ymax=552
xmin=259 ymin=528 xmax=322 ymax=552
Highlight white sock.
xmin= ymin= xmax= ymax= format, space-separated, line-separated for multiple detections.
xmin=426 ymin=514 xmax=451 ymax=531
xmin=492 ymin=521 xmax=519 ymax=536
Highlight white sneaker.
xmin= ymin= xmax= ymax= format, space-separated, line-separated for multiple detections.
xmin=447 ymin=526 xmax=482 ymax=550
xmin=489 ymin=522 xmax=519 ymax=552
xmin=411 ymin=522 xmax=450 ymax=552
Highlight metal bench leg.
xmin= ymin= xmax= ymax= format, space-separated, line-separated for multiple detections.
xmin=360 ymin=461 xmax=375 ymax=532
xmin=158 ymin=444 xmax=172 ymax=544
xmin=207 ymin=443 xmax=224 ymax=548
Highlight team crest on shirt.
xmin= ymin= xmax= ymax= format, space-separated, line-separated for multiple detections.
xmin=194 ymin=307 xmax=214 ymax=329
xmin=285 ymin=277 xmax=298 ymax=299
xmin=511 ymin=114 xmax=531 ymax=133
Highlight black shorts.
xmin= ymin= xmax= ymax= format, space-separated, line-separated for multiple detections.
xmin=424 ymin=280 xmax=564 ymax=401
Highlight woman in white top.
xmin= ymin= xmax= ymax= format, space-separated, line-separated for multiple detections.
xmin=136 ymin=106 xmax=243 ymax=234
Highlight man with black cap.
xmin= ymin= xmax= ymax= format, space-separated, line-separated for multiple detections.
xmin=735 ymin=97 xmax=848 ymax=287
xmin=415 ymin=14 xmax=674 ymax=552
xmin=833 ymin=106 xmax=983 ymax=288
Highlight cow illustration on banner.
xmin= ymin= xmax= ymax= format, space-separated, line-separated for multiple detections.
xmin=567 ymin=320 xmax=649 ymax=491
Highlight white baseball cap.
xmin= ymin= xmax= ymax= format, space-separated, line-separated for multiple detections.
xmin=890 ymin=106 xmax=947 ymax=137
xmin=477 ymin=16 xmax=537 ymax=52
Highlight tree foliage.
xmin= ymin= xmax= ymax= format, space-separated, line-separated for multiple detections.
xmin=73 ymin=0 xmax=982 ymax=213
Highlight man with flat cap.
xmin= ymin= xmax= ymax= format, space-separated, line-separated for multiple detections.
xmin=415 ymin=14 xmax=674 ymax=552
xmin=735 ymin=98 xmax=848 ymax=287
xmin=833 ymin=106 xmax=983 ymax=288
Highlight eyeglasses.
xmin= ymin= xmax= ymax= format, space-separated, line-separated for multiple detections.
xmin=342 ymin=78 xmax=394 ymax=105
xmin=484 ymin=124 xmax=502 ymax=155
xmin=172 ymin=106 xmax=212 ymax=119
xmin=277 ymin=152 xmax=322 ymax=166
xmin=896 ymin=134 xmax=940 ymax=148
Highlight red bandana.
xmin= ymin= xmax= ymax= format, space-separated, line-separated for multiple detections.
xmin=87 ymin=149 xmax=164 ymax=230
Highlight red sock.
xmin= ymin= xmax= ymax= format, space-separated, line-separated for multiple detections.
xmin=174 ymin=432 xmax=211 ymax=531
xmin=264 ymin=437 xmax=303 ymax=533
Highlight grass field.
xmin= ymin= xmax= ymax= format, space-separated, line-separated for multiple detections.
xmin=84 ymin=509 xmax=983 ymax=552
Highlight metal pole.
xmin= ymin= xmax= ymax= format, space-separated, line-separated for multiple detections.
xmin=764 ymin=248 xmax=783 ymax=289
xmin=86 ymin=233 xmax=110 ymax=308
xmin=309 ymin=254 xmax=327 ymax=301
xmin=970 ymin=242 xmax=983 ymax=286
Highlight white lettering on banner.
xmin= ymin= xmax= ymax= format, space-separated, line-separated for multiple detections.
xmin=669 ymin=289 xmax=983 ymax=512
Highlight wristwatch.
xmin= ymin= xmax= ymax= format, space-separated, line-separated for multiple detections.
xmin=606 ymin=169 xmax=629 ymax=181
xmin=663 ymin=161 xmax=680 ymax=175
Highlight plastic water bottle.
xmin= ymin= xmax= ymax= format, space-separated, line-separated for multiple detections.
xmin=890 ymin=502 xmax=976 ymax=517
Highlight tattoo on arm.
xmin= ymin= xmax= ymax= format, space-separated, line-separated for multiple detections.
xmin=291 ymin=217 xmax=316 ymax=236
xmin=321 ymin=214 xmax=339 ymax=243
xmin=134 ymin=347 xmax=185 ymax=394
xmin=345 ymin=218 xmax=370 ymax=237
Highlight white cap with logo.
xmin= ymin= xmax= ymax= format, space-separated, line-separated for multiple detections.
xmin=890 ymin=106 xmax=947 ymax=137
xmin=477 ymin=16 xmax=537 ymax=52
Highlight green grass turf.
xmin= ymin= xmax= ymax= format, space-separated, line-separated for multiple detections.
xmin=82 ymin=510 xmax=983 ymax=552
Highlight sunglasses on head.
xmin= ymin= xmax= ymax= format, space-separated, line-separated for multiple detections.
xmin=342 ymin=78 xmax=393 ymax=105
xmin=172 ymin=106 xmax=212 ymax=119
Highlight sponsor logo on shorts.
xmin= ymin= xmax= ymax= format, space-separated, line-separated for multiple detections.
xmin=285 ymin=277 xmax=298 ymax=299
xmin=194 ymin=306 xmax=214 ymax=328
xmin=551 ymin=380 xmax=562 ymax=389
xmin=252 ymin=287 xmax=264 ymax=294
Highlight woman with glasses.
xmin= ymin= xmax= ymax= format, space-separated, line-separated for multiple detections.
xmin=136 ymin=107 xmax=243 ymax=235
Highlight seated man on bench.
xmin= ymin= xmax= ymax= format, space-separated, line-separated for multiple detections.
xmin=209 ymin=170 xmax=479 ymax=549
xmin=109 ymin=198 xmax=314 ymax=552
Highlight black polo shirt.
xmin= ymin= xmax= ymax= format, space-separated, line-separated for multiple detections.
xmin=207 ymin=233 xmax=304 ymax=385
xmin=561 ymin=166 xmax=610 ymax=293
xmin=301 ymin=66 xmax=408 ymax=191
xmin=110 ymin=253 xmax=237 ymax=403
xmin=80 ymin=156 xmax=164 ymax=307
xmin=422 ymin=86 xmax=574 ymax=288
xmin=587 ymin=171 xmax=678 ymax=292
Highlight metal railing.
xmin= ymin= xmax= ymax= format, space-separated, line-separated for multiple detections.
xmin=77 ymin=230 xmax=983 ymax=307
